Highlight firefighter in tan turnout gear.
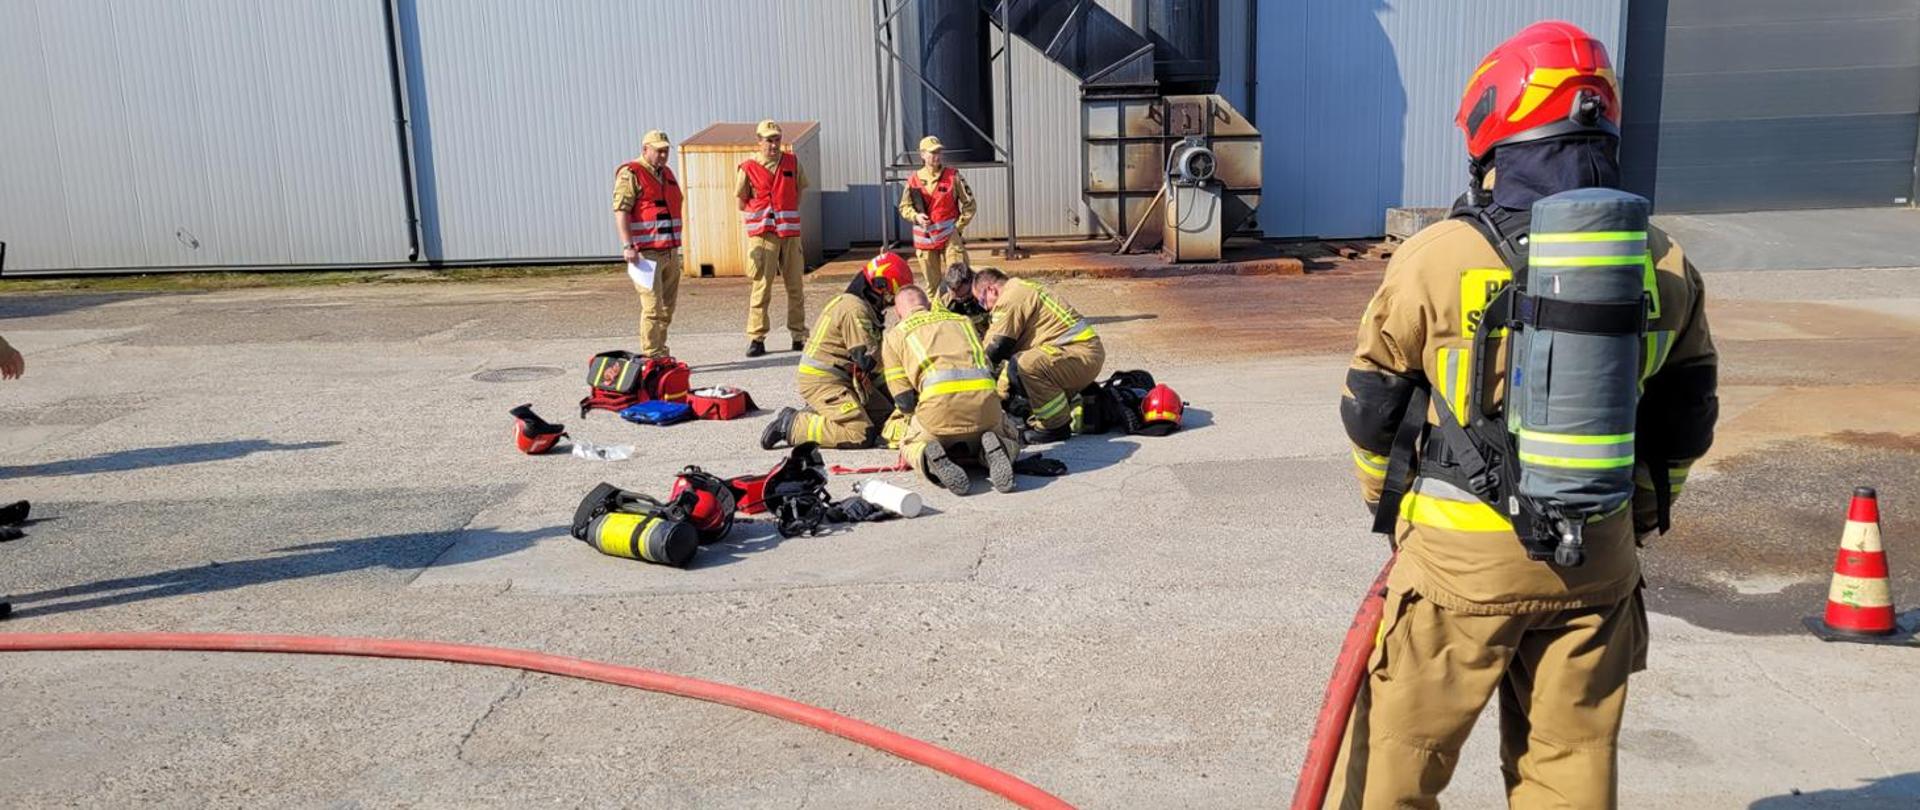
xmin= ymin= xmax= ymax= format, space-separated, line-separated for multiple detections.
xmin=882 ymin=285 xmax=1019 ymax=496
xmin=762 ymin=254 xmax=914 ymax=451
xmin=973 ymin=269 xmax=1105 ymax=444
xmin=931 ymin=262 xmax=991 ymax=336
xmin=1331 ymin=22 xmax=1718 ymax=809
xmin=611 ymin=130 xmax=683 ymax=358
xmin=897 ymin=136 xmax=975 ymax=281
xmin=736 ymin=120 xmax=809 ymax=357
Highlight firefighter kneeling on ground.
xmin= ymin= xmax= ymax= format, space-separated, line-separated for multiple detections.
xmin=932 ymin=262 xmax=991 ymax=336
xmin=883 ymin=285 xmax=1019 ymax=496
xmin=1331 ymin=21 xmax=1718 ymax=809
xmin=972 ymin=269 xmax=1105 ymax=444
xmin=762 ymin=254 xmax=913 ymax=451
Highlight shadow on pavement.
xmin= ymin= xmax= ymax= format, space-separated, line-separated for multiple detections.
xmin=1089 ymin=313 xmax=1159 ymax=326
xmin=1749 ymin=772 xmax=1920 ymax=808
xmin=1017 ymin=431 xmax=1139 ymax=491
xmin=693 ymin=354 xmax=801 ymax=375
xmin=0 ymin=292 xmax=154 ymax=321
xmin=4 ymin=525 xmax=559 ymax=619
xmin=0 ymin=439 xmax=338 ymax=478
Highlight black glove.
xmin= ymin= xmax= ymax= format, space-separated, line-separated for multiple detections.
xmin=894 ymin=390 xmax=919 ymax=415
xmin=984 ymin=336 xmax=1015 ymax=366
xmin=1012 ymin=456 xmax=1067 ymax=477
xmin=827 ymin=496 xmax=898 ymax=523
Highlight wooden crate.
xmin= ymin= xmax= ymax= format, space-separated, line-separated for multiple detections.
xmin=680 ymin=121 xmax=823 ymax=277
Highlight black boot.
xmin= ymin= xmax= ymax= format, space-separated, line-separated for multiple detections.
xmin=761 ymin=407 xmax=796 ymax=450
xmin=980 ymin=432 xmax=1016 ymax=493
xmin=0 ymin=500 xmax=28 ymax=526
xmin=922 ymin=442 xmax=971 ymax=497
xmin=746 ymin=340 xmax=766 ymax=357
xmin=1021 ymin=424 xmax=1072 ymax=444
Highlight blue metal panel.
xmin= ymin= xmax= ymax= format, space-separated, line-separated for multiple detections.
xmin=1256 ymin=0 xmax=1627 ymax=238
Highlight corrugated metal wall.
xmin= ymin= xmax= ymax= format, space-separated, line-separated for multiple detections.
xmin=1621 ymin=0 xmax=1920 ymax=212
xmin=1254 ymin=0 xmax=1627 ymax=238
xmin=0 ymin=0 xmax=412 ymax=272
xmin=399 ymin=0 xmax=1142 ymax=262
xmin=2 ymin=1 xmax=1643 ymax=271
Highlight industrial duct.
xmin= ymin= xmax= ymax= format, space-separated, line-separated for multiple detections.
xmin=899 ymin=0 xmax=996 ymax=163
xmin=1137 ymin=0 xmax=1220 ymax=94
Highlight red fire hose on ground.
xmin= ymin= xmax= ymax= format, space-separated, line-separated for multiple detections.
xmin=1289 ymin=554 xmax=1396 ymax=810
xmin=0 ymin=632 xmax=1073 ymax=810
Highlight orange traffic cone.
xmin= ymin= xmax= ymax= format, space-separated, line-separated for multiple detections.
xmin=1805 ymin=487 xmax=1915 ymax=645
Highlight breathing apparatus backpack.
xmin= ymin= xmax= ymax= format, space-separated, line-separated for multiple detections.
xmin=1075 ymin=370 xmax=1158 ymax=435
xmin=726 ymin=443 xmax=834 ymax=537
xmin=570 ymin=483 xmax=702 ymax=567
xmin=1378 ymin=187 xmax=1654 ymax=568
xmin=670 ymin=466 xmax=738 ymax=544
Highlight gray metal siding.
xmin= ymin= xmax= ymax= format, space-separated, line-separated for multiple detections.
xmin=1622 ymin=0 xmax=1920 ymax=212
xmin=0 ymin=0 xmax=411 ymax=272
xmin=401 ymin=0 xmax=1131 ymax=262
xmin=1254 ymin=0 xmax=1626 ymax=238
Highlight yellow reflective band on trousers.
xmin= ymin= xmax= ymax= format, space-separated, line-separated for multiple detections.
xmin=1033 ymin=392 xmax=1070 ymax=420
xmin=1353 ymin=448 xmax=1388 ymax=480
xmin=1397 ymin=477 xmax=1512 ymax=532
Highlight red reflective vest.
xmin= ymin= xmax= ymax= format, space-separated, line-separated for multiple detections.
xmin=908 ymin=167 xmax=962 ymax=251
xmin=623 ymin=161 xmax=683 ymax=251
xmin=740 ymin=153 xmax=802 ymax=239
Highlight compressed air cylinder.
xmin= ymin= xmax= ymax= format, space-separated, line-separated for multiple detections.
xmin=1510 ymin=188 xmax=1652 ymax=518
xmin=586 ymin=511 xmax=699 ymax=567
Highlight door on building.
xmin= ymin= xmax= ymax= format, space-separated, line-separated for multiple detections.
xmin=1622 ymin=0 xmax=1920 ymax=212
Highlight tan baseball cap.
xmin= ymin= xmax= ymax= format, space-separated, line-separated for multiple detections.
xmin=755 ymin=120 xmax=783 ymax=139
xmin=918 ymin=135 xmax=945 ymax=153
xmin=641 ymin=130 xmax=671 ymax=149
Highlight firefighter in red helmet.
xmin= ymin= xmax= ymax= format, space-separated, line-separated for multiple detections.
xmin=762 ymin=253 xmax=914 ymax=451
xmin=1330 ymin=21 xmax=1718 ymax=808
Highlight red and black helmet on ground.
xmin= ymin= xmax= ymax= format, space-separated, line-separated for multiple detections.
xmin=1456 ymin=21 xmax=1620 ymax=165
xmin=509 ymin=404 xmax=567 ymax=455
xmin=862 ymin=252 xmax=914 ymax=301
xmin=1139 ymin=384 xmax=1184 ymax=436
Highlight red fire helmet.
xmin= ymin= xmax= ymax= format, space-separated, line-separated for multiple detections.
xmin=1456 ymin=21 xmax=1620 ymax=163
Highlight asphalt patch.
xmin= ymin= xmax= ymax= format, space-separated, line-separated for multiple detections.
xmin=471 ymin=366 xmax=565 ymax=383
xmin=1643 ymin=435 xmax=1920 ymax=636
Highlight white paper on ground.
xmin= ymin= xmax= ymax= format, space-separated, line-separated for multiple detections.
xmin=571 ymin=439 xmax=635 ymax=461
xmin=627 ymin=257 xmax=657 ymax=290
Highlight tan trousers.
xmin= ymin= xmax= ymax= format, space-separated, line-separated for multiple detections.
xmin=901 ymin=412 xmax=1021 ymax=481
xmin=747 ymin=234 xmax=806 ymax=342
xmin=634 ymin=249 xmax=681 ymax=358
xmin=1327 ymin=587 xmax=1648 ymax=810
xmin=1003 ymin=339 xmax=1105 ymax=430
xmin=793 ymin=379 xmax=891 ymax=449
xmin=914 ymin=237 xmax=970 ymax=282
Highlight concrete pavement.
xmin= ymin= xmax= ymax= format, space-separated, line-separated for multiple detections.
xmin=0 ymin=259 xmax=1916 ymax=808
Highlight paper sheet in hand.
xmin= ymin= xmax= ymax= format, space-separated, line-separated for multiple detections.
xmin=627 ymin=257 xmax=657 ymax=290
